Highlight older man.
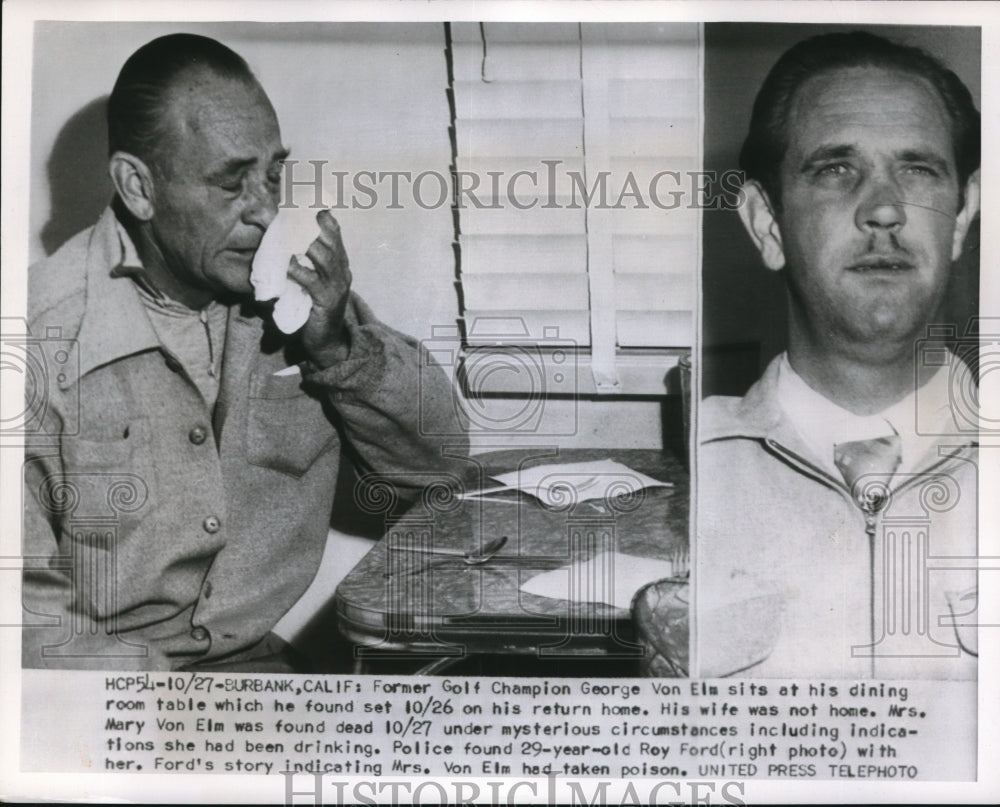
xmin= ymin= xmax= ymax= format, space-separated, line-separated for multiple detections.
xmin=698 ymin=32 xmax=980 ymax=678
xmin=22 ymin=34 xmax=465 ymax=671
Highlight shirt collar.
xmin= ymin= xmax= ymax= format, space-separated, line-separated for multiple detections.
xmin=61 ymin=208 xmax=164 ymax=389
xmin=776 ymin=352 xmax=959 ymax=475
xmin=115 ymin=217 xmax=144 ymax=271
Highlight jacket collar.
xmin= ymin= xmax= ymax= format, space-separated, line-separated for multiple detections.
xmin=61 ymin=207 xmax=264 ymax=391
xmin=61 ymin=208 xmax=161 ymax=390
xmin=701 ymin=355 xmax=786 ymax=443
xmin=701 ymin=352 xmax=976 ymax=473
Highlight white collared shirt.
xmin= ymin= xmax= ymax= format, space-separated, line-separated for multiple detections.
xmin=775 ymin=352 xmax=961 ymax=478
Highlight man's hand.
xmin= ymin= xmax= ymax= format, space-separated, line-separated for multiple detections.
xmin=287 ymin=210 xmax=353 ymax=368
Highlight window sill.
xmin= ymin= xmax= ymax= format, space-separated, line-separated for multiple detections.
xmin=457 ymin=347 xmax=690 ymax=398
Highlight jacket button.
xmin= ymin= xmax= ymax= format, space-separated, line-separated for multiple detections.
xmin=191 ymin=626 xmax=209 ymax=642
xmin=203 ymin=515 xmax=221 ymax=534
xmin=189 ymin=425 xmax=208 ymax=445
xmin=203 ymin=580 xmax=213 ymax=598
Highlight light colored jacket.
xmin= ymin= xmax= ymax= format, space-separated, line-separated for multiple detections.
xmin=697 ymin=357 xmax=977 ymax=679
xmin=22 ymin=208 xmax=467 ymax=670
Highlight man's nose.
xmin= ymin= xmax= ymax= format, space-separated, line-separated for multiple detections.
xmin=855 ymin=180 xmax=907 ymax=234
xmin=242 ymin=179 xmax=279 ymax=229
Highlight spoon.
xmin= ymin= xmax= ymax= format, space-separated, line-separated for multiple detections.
xmin=384 ymin=535 xmax=509 ymax=578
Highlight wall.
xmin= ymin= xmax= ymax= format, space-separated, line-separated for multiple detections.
xmin=31 ymin=21 xmax=455 ymax=339
xmin=29 ymin=20 xmax=667 ymax=452
xmin=702 ymin=23 xmax=982 ymax=397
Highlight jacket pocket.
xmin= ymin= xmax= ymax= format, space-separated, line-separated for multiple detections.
xmin=245 ymin=369 xmax=337 ymax=477
xmin=56 ymin=417 xmax=157 ymax=522
xmin=52 ymin=418 xmax=158 ymax=619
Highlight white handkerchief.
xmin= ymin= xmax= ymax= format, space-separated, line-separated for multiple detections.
xmin=519 ymin=552 xmax=676 ymax=610
xmin=461 ymin=459 xmax=671 ymax=506
xmin=251 ymin=206 xmax=318 ymax=334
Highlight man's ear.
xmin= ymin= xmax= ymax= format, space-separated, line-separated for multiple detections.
xmin=952 ymin=169 xmax=981 ymax=262
xmin=737 ymin=180 xmax=785 ymax=271
xmin=109 ymin=151 xmax=157 ymax=222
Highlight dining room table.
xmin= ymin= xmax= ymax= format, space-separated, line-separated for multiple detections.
xmin=333 ymin=447 xmax=689 ymax=674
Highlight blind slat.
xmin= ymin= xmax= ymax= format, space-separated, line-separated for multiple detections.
xmin=595 ymin=45 xmax=698 ymax=80
xmin=615 ymin=272 xmax=694 ymax=310
xmin=453 ymin=81 xmax=582 ymax=120
xmin=455 ymin=119 xmax=582 ymax=157
xmin=609 ymin=206 xmax=698 ymax=236
xmin=451 ymin=22 xmax=582 ymax=44
xmin=461 ymin=203 xmax=585 ymax=235
xmin=608 ymin=79 xmax=699 ymax=118
xmin=464 ymin=311 xmax=590 ymax=346
xmin=452 ymin=42 xmax=581 ymax=81
xmin=464 ymin=273 xmax=589 ymax=310
xmin=455 ymin=156 xmax=586 ymax=205
xmin=583 ymin=22 xmax=699 ymax=44
xmin=460 ymin=234 xmax=588 ymax=274
xmin=613 ymin=234 xmax=696 ymax=274
xmin=618 ymin=311 xmax=692 ymax=347
xmin=585 ymin=157 xmax=699 ymax=210
xmin=609 ymin=119 xmax=699 ymax=157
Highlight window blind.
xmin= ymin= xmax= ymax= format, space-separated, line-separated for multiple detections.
xmin=450 ymin=22 xmax=700 ymax=395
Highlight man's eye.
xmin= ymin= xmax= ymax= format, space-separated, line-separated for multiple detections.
xmin=816 ymin=163 xmax=850 ymax=176
xmin=219 ymin=178 xmax=243 ymax=193
xmin=905 ymin=164 xmax=939 ymax=178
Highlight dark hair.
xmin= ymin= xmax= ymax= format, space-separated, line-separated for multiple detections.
xmin=107 ymin=33 xmax=256 ymax=168
xmin=740 ymin=31 xmax=981 ymax=207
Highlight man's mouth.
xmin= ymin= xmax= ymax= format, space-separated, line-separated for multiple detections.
xmin=846 ymin=256 xmax=916 ymax=273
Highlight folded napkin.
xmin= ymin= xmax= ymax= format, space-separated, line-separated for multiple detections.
xmin=519 ymin=551 xmax=677 ymax=609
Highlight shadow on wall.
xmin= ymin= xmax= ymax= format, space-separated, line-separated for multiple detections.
xmin=41 ymin=96 xmax=113 ymax=257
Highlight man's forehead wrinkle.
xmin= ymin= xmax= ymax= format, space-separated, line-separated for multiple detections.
xmin=784 ymin=66 xmax=956 ymax=167
xmin=162 ymin=72 xmax=282 ymax=173
xmin=801 ymin=144 xmax=857 ymax=163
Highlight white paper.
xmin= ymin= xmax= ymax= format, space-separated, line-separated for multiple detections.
xmin=461 ymin=459 xmax=672 ymax=506
xmin=519 ymin=551 xmax=677 ymax=609
xmin=250 ymin=206 xmax=317 ymax=333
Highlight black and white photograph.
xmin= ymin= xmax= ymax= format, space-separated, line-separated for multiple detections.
xmin=1 ymin=1 xmax=996 ymax=804
xmin=17 ymin=18 xmax=693 ymax=677
xmin=697 ymin=23 xmax=981 ymax=680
